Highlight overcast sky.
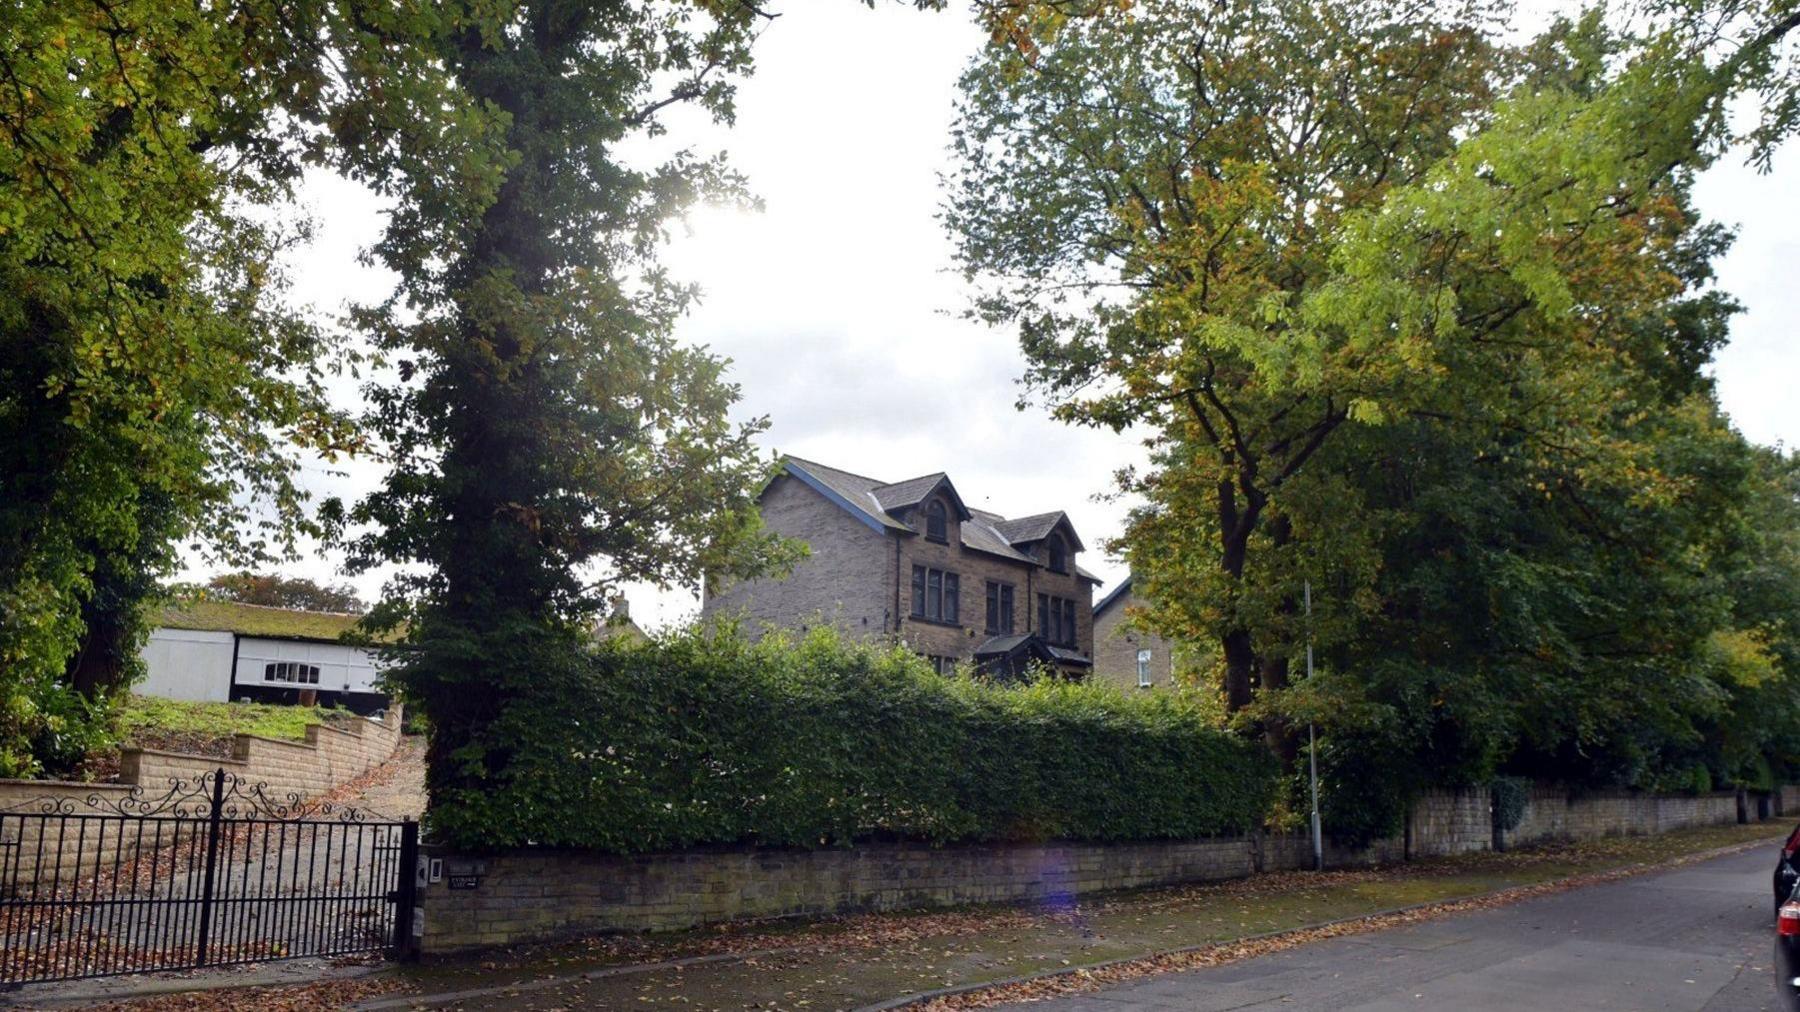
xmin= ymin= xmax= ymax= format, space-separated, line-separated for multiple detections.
xmin=254 ymin=2 xmax=1798 ymax=627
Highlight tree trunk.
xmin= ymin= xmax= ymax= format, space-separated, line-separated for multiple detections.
xmin=1259 ymin=654 xmax=1297 ymax=762
xmin=66 ymin=611 xmax=129 ymax=699
xmin=1217 ymin=478 xmax=1267 ymax=716
xmin=1258 ymin=514 xmax=1297 ymax=760
xmin=1222 ymin=628 xmax=1256 ymax=711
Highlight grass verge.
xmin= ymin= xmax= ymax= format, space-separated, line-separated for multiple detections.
xmin=115 ymin=695 xmax=343 ymax=758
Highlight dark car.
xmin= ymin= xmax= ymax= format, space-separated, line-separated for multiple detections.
xmin=1777 ymin=879 xmax=1800 ymax=1010
xmin=1778 ymin=824 xmax=1800 ymax=908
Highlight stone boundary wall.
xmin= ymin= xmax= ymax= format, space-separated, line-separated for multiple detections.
xmin=419 ymin=836 xmax=1259 ymax=952
xmin=0 ymin=706 xmax=403 ymax=887
xmin=419 ymin=783 xmax=1786 ymax=954
xmin=1506 ymin=784 xmax=1743 ymax=847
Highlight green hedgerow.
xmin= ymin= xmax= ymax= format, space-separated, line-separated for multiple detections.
xmin=424 ymin=625 xmax=1277 ymax=851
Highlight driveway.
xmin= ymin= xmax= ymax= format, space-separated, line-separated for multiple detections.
xmin=1 ymin=736 xmax=428 ymax=994
xmin=997 ymin=844 xmax=1782 ymax=1011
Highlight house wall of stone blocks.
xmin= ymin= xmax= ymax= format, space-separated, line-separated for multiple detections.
xmin=418 ymin=782 xmax=1782 ymax=954
xmin=0 ymin=707 xmax=403 ymax=889
xmin=703 ymin=474 xmax=896 ymax=639
xmin=1091 ymin=588 xmax=1177 ymax=692
xmin=893 ymin=502 xmax=1095 ymax=669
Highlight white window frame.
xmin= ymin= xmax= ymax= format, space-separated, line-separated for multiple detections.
xmin=1136 ymin=649 xmax=1152 ymax=687
xmin=264 ymin=661 xmax=321 ymax=685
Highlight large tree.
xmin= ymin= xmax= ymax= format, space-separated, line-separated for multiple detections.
xmin=0 ymin=0 xmax=384 ymax=773
xmin=331 ymin=1 xmax=869 ymax=826
xmin=947 ymin=0 xmax=1800 ymax=765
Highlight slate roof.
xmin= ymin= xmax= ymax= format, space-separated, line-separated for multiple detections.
xmin=991 ymin=511 xmax=1086 ymax=552
xmin=1094 ymin=577 xmax=1133 ymax=619
xmin=971 ymin=632 xmax=1094 ymax=668
xmin=962 ymin=509 xmax=1036 ymax=563
xmin=781 ymin=457 xmax=911 ymax=532
xmin=780 ymin=457 xmax=1087 ymax=571
xmin=871 ymin=473 xmax=944 ymax=511
xmin=972 ymin=633 xmax=1034 ymax=656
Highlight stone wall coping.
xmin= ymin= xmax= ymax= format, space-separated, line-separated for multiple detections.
xmin=234 ymin=732 xmax=323 ymax=753
xmin=0 ymin=778 xmax=135 ymax=793
xmin=420 ymin=831 xmax=1258 ymax=861
xmin=117 ymin=746 xmax=250 ymax=767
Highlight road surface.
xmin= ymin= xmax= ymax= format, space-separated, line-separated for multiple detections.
xmin=998 ymin=844 xmax=1784 ymax=1011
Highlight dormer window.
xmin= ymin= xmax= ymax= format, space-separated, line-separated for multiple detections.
xmin=1047 ymin=534 xmax=1068 ymax=574
xmin=925 ymin=500 xmax=948 ymax=542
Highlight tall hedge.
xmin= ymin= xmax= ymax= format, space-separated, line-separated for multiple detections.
xmin=425 ymin=626 xmax=1277 ymax=851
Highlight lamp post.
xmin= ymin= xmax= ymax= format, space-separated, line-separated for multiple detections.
xmin=1306 ymin=580 xmax=1322 ymax=872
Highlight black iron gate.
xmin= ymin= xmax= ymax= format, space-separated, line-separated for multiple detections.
xmin=0 ymin=769 xmax=418 ymax=984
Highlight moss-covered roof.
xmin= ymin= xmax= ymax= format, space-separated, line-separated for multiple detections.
xmin=156 ymin=600 xmax=368 ymax=643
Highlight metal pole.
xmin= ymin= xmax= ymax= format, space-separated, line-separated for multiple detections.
xmin=196 ymin=768 xmax=227 ymax=966
xmin=1306 ymin=582 xmax=1322 ymax=872
xmin=392 ymin=820 xmax=421 ymax=961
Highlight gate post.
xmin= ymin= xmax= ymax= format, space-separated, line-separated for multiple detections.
xmin=195 ymin=767 xmax=227 ymax=966
xmin=392 ymin=820 xmax=422 ymax=961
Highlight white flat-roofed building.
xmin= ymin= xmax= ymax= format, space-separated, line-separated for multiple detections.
xmin=138 ymin=601 xmax=390 ymax=715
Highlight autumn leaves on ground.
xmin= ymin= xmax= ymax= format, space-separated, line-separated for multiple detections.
xmin=71 ymin=821 xmax=1780 ymax=1012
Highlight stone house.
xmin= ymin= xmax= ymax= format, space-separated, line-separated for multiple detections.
xmin=1092 ymin=576 xmax=1180 ymax=691
xmin=703 ymin=456 xmax=1100 ymax=677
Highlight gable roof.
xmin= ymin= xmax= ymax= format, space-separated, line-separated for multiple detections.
xmin=992 ymin=511 xmax=1086 ymax=553
xmin=872 ymin=473 xmax=971 ymax=520
xmin=1094 ymin=577 xmax=1133 ymax=620
xmin=972 ymin=631 xmax=1093 ymax=668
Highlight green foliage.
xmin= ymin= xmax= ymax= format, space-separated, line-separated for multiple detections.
xmin=947 ymin=0 xmax=1800 ymax=797
xmin=424 ymin=627 xmax=1276 ymax=851
xmin=1490 ymin=777 xmax=1529 ymax=833
xmin=0 ymin=0 xmax=378 ymax=774
xmin=1692 ymin=764 xmax=1716 ymax=795
xmin=1314 ymin=730 xmax=1421 ymax=848
xmin=19 ymin=683 xmax=115 ymax=780
xmin=203 ymin=573 xmax=366 ymax=614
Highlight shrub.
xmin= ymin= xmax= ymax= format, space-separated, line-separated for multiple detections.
xmin=26 ymin=681 xmax=118 ymax=778
xmin=1489 ymin=776 xmax=1529 ymax=833
xmin=1690 ymin=763 xmax=1715 ymax=795
xmin=425 ymin=626 xmax=1277 ymax=851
